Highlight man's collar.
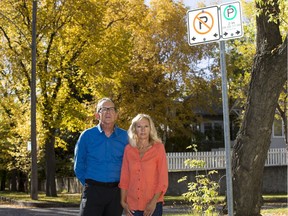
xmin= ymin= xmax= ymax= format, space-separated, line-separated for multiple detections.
xmin=96 ymin=124 xmax=118 ymax=135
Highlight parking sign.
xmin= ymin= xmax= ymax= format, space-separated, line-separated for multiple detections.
xmin=187 ymin=1 xmax=243 ymax=46
xmin=187 ymin=6 xmax=220 ymax=45
xmin=220 ymin=1 xmax=243 ymax=40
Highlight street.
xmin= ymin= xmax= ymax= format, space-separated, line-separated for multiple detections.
xmin=0 ymin=203 xmax=191 ymax=216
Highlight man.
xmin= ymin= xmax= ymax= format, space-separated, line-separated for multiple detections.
xmin=74 ymin=97 xmax=128 ymax=216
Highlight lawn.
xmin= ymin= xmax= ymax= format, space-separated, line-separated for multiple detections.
xmin=0 ymin=191 xmax=81 ymax=204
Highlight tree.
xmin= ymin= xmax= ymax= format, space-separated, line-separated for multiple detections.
xmin=0 ymin=5 xmax=32 ymax=191
xmin=231 ymin=0 xmax=287 ymax=215
xmin=1 ymin=0 xmax=200 ymax=196
xmin=89 ymin=0 xmax=205 ymax=140
xmin=0 ymin=0 xmax=107 ymax=196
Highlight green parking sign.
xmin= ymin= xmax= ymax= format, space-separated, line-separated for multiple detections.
xmin=220 ymin=2 xmax=243 ymax=39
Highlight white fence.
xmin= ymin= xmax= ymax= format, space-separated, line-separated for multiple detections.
xmin=167 ymin=148 xmax=288 ymax=171
xmin=52 ymin=148 xmax=287 ymax=193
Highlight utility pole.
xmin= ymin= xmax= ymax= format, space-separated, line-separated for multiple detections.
xmin=31 ymin=0 xmax=38 ymax=200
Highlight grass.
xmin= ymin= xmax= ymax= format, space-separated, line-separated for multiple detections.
xmin=261 ymin=205 xmax=288 ymax=215
xmin=0 ymin=191 xmax=81 ymax=204
xmin=162 ymin=195 xmax=288 ymax=216
xmin=165 ymin=195 xmax=225 ymax=203
xmin=162 ymin=206 xmax=288 ymax=216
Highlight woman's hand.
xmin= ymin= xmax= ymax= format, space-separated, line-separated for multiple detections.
xmin=143 ymin=200 xmax=157 ymax=216
xmin=121 ymin=201 xmax=134 ymax=216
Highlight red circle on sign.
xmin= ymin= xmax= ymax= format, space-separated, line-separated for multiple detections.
xmin=193 ymin=11 xmax=214 ymax=35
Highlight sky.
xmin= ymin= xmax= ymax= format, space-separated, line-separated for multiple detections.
xmin=145 ymin=0 xmax=242 ymax=10
xmin=179 ymin=0 xmax=237 ymax=9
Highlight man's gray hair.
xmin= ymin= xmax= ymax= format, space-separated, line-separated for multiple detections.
xmin=96 ymin=97 xmax=115 ymax=113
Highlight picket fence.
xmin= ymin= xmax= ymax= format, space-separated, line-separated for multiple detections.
xmin=166 ymin=148 xmax=287 ymax=171
xmin=54 ymin=148 xmax=287 ymax=193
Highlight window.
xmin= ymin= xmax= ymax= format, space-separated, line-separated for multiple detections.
xmin=273 ymin=118 xmax=284 ymax=137
xmin=204 ymin=123 xmax=213 ymax=141
xmin=203 ymin=122 xmax=223 ymax=142
xmin=214 ymin=122 xmax=223 ymax=141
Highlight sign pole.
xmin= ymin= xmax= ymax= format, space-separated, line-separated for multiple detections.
xmin=219 ymin=40 xmax=234 ymax=215
xmin=187 ymin=2 xmax=243 ymax=214
xmin=31 ymin=0 xmax=38 ymax=200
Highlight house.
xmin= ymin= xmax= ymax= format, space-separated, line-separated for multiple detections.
xmin=193 ymin=102 xmax=286 ymax=150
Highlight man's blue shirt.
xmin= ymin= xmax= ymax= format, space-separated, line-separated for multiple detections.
xmin=74 ymin=124 xmax=128 ymax=185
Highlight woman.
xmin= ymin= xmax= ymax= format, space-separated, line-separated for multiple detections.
xmin=119 ymin=114 xmax=168 ymax=216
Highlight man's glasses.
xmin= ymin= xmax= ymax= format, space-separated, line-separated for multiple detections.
xmin=99 ymin=107 xmax=116 ymax=113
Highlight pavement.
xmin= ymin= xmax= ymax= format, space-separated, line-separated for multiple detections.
xmin=0 ymin=197 xmax=192 ymax=215
xmin=0 ymin=203 xmax=192 ymax=216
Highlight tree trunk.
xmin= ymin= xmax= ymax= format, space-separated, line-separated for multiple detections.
xmin=18 ymin=171 xmax=26 ymax=192
xmin=45 ymin=131 xmax=57 ymax=197
xmin=0 ymin=170 xmax=6 ymax=191
xmin=232 ymin=1 xmax=287 ymax=215
xmin=10 ymin=169 xmax=17 ymax=191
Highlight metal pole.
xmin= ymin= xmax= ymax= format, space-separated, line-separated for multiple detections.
xmin=219 ymin=40 xmax=233 ymax=215
xmin=31 ymin=0 xmax=38 ymax=200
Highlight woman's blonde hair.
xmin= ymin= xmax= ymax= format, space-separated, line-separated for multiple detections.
xmin=128 ymin=114 xmax=162 ymax=147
